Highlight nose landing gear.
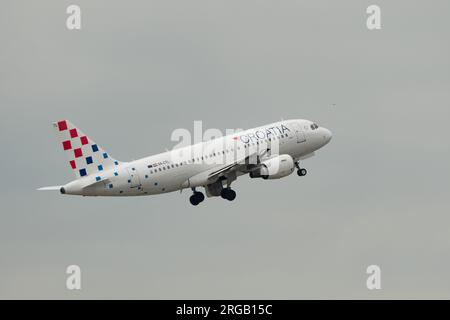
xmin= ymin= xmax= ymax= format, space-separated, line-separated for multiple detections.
xmin=295 ymin=162 xmax=307 ymax=176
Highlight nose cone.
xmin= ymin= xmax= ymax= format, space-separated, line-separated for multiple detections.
xmin=321 ymin=128 xmax=332 ymax=145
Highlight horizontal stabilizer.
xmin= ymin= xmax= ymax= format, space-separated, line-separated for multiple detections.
xmin=81 ymin=178 xmax=111 ymax=190
xmin=37 ymin=186 xmax=62 ymax=191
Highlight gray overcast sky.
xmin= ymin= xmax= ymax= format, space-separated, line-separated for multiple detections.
xmin=1 ymin=0 xmax=450 ymax=299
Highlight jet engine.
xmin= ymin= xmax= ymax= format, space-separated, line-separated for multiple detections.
xmin=249 ymin=154 xmax=295 ymax=179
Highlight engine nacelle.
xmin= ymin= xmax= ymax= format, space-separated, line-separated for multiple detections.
xmin=250 ymin=154 xmax=295 ymax=179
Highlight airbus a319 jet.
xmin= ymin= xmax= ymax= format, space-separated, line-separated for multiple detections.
xmin=38 ymin=119 xmax=332 ymax=205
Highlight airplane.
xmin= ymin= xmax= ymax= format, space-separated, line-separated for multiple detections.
xmin=38 ymin=119 xmax=332 ymax=205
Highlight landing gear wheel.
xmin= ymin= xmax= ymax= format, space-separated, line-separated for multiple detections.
xmin=189 ymin=194 xmax=199 ymax=206
xmin=297 ymin=168 xmax=307 ymax=176
xmin=189 ymin=191 xmax=205 ymax=206
xmin=220 ymin=188 xmax=236 ymax=201
xmin=195 ymin=191 xmax=205 ymax=203
xmin=227 ymin=189 xmax=236 ymax=201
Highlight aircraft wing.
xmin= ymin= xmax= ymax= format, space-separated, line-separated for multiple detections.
xmin=209 ymin=148 xmax=272 ymax=180
xmin=186 ymin=148 xmax=270 ymax=187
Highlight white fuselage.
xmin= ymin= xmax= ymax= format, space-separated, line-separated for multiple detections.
xmin=61 ymin=119 xmax=332 ymax=196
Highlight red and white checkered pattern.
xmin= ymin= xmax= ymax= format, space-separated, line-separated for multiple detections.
xmin=54 ymin=120 xmax=120 ymax=178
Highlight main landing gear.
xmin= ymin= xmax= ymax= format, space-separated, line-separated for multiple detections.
xmin=220 ymin=188 xmax=236 ymax=201
xmin=189 ymin=188 xmax=205 ymax=206
xmin=295 ymin=162 xmax=307 ymax=177
xmin=221 ymin=176 xmax=236 ymax=201
xmin=189 ymin=177 xmax=237 ymax=205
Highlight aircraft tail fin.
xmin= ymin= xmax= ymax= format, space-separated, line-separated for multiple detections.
xmin=53 ymin=120 xmax=121 ymax=179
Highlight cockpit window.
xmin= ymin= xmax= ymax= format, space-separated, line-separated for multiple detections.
xmin=310 ymin=123 xmax=319 ymax=130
